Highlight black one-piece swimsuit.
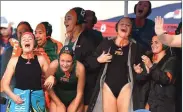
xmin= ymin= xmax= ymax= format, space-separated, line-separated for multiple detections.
xmin=105 ymin=42 xmax=130 ymax=98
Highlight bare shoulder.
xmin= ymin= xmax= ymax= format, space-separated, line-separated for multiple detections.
xmin=10 ymin=56 xmax=19 ymax=61
xmin=76 ymin=61 xmax=85 ymax=70
xmin=37 ymin=55 xmax=46 ymax=62
xmin=9 ymin=56 xmax=19 ymax=66
xmin=37 ymin=55 xmax=48 ymax=67
xmin=76 ymin=61 xmax=85 ymax=77
xmin=4 ymin=56 xmax=19 ymax=70
xmin=51 ymin=38 xmax=62 ymax=45
xmin=50 ymin=59 xmax=59 ymax=69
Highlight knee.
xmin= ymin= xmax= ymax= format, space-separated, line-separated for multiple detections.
xmin=49 ymin=101 xmax=56 ymax=112
xmin=57 ymin=103 xmax=66 ymax=111
xmin=50 ymin=101 xmax=66 ymax=112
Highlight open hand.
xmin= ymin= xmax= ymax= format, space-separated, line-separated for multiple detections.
xmin=44 ymin=75 xmax=55 ymax=89
xmin=133 ymin=63 xmax=143 ymax=74
xmin=97 ymin=51 xmax=112 ymax=63
xmin=155 ymin=16 xmax=166 ymax=36
xmin=12 ymin=95 xmax=24 ymax=104
xmin=141 ymin=55 xmax=153 ymax=69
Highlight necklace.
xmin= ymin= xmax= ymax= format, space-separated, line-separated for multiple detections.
xmin=22 ymin=52 xmax=34 ymax=64
xmin=114 ymin=39 xmax=129 ymax=55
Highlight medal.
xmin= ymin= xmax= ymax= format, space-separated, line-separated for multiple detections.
xmin=115 ymin=47 xmax=123 ymax=55
xmin=113 ymin=39 xmax=129 ymax=56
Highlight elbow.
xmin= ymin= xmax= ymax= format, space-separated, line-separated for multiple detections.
xmin=2 ymin=80 xmax=7 ymax=92
xmin=2 ymin=79 xmax=10 ymax=92
xmin=0 ymin=80 xmax=3 ymax=92
xmin=1 ymin=79 xmax=5 ymax=88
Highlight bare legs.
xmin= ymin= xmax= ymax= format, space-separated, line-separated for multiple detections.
xmin=49 ymin=89 xmax=84 ymax=112
xmin=49 ymin=100 xmax=66 ymax=112
xmin=103 ymin=83 xmax=118 ymax=112
xmin=103 ymin=82 xmax=132 ymax=112
xmin=68 ymin=99 xmax=84 ymax=112
xmin=117 ymin=83 xmax=131 ymax=112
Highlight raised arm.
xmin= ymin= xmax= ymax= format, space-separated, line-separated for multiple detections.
xmin=158 ymin=34 xmax=181 ymax=47
xmin=155 ymin=16 xmax=181 ymax=48
xmin=45 ymin=60 xmax=58 ymax=78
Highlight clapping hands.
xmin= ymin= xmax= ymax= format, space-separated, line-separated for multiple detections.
xmin=133 ymin=63 xmax=143 ymax=74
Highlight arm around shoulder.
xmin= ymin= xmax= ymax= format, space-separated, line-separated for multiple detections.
xmin=45 ymin=59 xmax=59 ymax=78
xmin=50 ymin=38 xmax=63 ymax=54
xmin=37 ymin=55 xmax=49 ymax=75
xmin=44 ymin=59 xmax=59 ymax=89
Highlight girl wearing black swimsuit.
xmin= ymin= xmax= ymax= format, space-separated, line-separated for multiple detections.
xmin=87 ymin=17 xmax=145 ymax=112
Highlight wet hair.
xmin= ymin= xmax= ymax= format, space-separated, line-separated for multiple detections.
xmin=85 ymin=10 xmax=97 ymax=25
xmin=40 ymin=22 xmax=52 ymax=37
xmin=59 ymin=45 xmax=74 ymax=58
xmin=19 ymin=32 xmax=36 ymax=48
xmin=71 ymin=7 xmax=86 ymax=25
xmin=17 ymin=21 xmax=33 ymax=33
xmin=115 ymin=17 xmax=132 ymax=32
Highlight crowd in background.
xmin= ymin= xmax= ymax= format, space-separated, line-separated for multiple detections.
xmin=0 ymin=1 xmax=182 ymax=112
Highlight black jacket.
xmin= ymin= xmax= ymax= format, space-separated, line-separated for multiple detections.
xmin=87 ymin=38 xmax=146 ymax=112
xmin=83 ymin=29 xmax=103 ymax=47
xmin=73 ymin=31 xmax=102 ymax=88
xmin=147 ymin=55 xmax=177 ymax=112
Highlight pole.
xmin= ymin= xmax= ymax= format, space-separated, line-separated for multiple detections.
xmin=124 ymin=0 xmax=128 ymax=17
